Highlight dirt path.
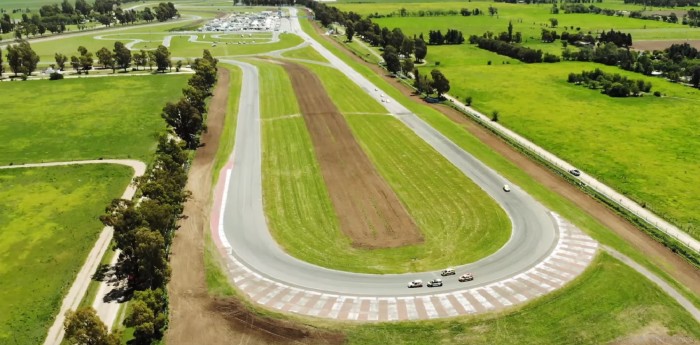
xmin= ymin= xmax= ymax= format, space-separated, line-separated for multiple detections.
xmin=308 ymin=20 xmax=700 ymax=295
xmin=282 ymin=61 xmax=423 ymax=248
xmin=166 ymin=66 xmax=344 ymax=345
xmin=0 ymin=159 xmax=145 ymax=345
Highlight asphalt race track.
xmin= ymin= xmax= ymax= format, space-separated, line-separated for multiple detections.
xmin=211 ymin=11 xmax=599 ymax=320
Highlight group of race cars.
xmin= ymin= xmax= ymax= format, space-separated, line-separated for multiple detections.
xmin=407 ymin=268 xmax=474 ymax=288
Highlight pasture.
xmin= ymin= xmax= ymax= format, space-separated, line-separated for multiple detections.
xmin=0 ymin=75 xmax=188 ymax=164
xmin=0 ymin=164 xmax=133 ymax=345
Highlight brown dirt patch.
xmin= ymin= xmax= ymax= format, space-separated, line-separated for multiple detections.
xmin=307 ymin=16 xmax=700 ymax=295
xmin=166 ymin=67 xmax=344 ymax=345
xmin=609 ymin=322 xmax=698 ymax=345
xmin=633 ymin=40 xmax=700 ymax=51
xmin=281 ymin=61 xmax=423 ymax=249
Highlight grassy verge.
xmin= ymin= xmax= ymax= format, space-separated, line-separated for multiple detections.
xmin=78 ymin=247 xmax=118 ymax=309
xmin=0 ymin=164 xmax=134 ymax=344
xmin=281 ymin=45 xmax=329 ymax=62
xmin=204 ymin=233 xmax=236 ymax=297
xmin=345 ymin=253 xmax=700 ymax=344
xmin=0 ymin=75 xmax=188 ymax=164
xmin=211 ymin=63 xmax=243 ymax=185
xmin=300 ymin=15 xmax=700 ymax=306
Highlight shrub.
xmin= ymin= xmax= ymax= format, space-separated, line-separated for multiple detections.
xmin=49 ymin=72 xmax=64 ymax=80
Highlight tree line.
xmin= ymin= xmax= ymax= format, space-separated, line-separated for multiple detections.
xmin=562 ymin=42 xmax=700 ymax=88
xmin=468 ymin=23 xmax=560 ymax=63
xmin=63 ymin=50 xmax=218 ymax=345
xmin=567 ymin=68 xmax=653 ymax=97
xmin=1 ymin=1 xmax=178 ymax=38
xmin=623 ymin=0 xmax=698 ymax=6
xmin=426 ymin=29 xmax=465 ymax=45
xmin=366 ymin=7 xmax=485 ymax=18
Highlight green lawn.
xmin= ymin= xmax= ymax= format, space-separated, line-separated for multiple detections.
xmin=299 ymin=16 xmax=700 ymax=306
xmin=0 ymin=75 xmax=188 ymax=164
xmin=0 ymin=164 xmax=134 ymax=345
xmin=280 ymin=45 xmax=329 ymax=63
xmin=212 ymin=63 xmax=243 ymax=184
xmin=345 ymin=253 xmax=700 ymax=344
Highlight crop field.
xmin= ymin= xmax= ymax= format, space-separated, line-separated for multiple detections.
xmin=0 ymin=75 xmax=188 ymax=164
xmin=0 ymin=164 xmax=133 ymax=345
xmin=345 ymin=253 xmax=700 ymax=344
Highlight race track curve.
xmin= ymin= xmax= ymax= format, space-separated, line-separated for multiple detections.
xmin=210 ymin=11 xmax=598 ymax=321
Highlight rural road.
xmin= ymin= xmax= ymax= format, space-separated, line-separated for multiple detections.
xmin=0 ymin=160 xmax=145 ymax=345
xmin=213 ymin=28 xmax=599 ymax=319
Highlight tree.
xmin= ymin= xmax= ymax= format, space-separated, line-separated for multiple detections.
xmin=402 ymin=58 xmax=414 ymax=76
xmin=549 ymin=18 xmax=559 ymax=28
xmin=70 ymin=55 xmax=80 ymax=73
xmin=430 ymin=69 xmax=450 ymax=96
xmin=345 ymin=20 xmax=354 ymax=42
xmin=134 ymin=228 xmax=170 ymax=289
xmin=5 ymin=40 xmax=39 ymax=76
xmin=0 ymin=47 xmax=4 ymax=77
xmin=382 ymin=45 xmax=401 ymax=74
xmin=465 ymin=96 xmax=473 ymax=106
xmin=124 ymin=300 xmax=156 ymax=341
xmin=55 ymin=53 xmax=67 ymax=70
xmin=507 ymin=21 xmax=513 ymax=42
xmin=113 ymin=41 xmax=131 ymax=72
xmin=153 ymin=45 xmax=170 ymax=72
xmin=161 ymin=98 xmax=203 ymax=149
xmin=491 ymin=110 xmax=499 ymax=122
xmin=96 ymin=47 xmax=112 ymax=69
xmin=182 ymin=86 xmax=208 ymax=114
xmin=414 ymin=38 xmax=427 ymax=63
xmin=64 ymin=307 xmax=120 ymax=345
xmin=77 ymin=46 xmax=93 ymax=71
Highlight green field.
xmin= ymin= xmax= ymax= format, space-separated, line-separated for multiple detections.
xmin=0 ymin=75 xmax=188 ymax=164
xmin=0 ymin=164 xmax=134 ymax=345
xmin=345 ymin=253 xmax=700 ymax=344
xmin=280 ymin=45 xmax=329 ymax=63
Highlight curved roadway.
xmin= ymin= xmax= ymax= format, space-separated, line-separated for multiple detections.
xmin=213 ymin=26 xmax=598 ymax=319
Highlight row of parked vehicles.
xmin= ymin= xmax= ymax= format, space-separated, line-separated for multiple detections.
xmin=407 ymin=268 xmax=474 ymax=288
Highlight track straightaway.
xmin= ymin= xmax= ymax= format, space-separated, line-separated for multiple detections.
xmin=212 ymin=53 xmax=598 ymax=319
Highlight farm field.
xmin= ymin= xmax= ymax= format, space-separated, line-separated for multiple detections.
xmin=323 ymin=1 xmax=700 ymax=240
xmin=0 ymin=164 xmax=134 ymax=345
xmin=0 ymin=75 xmax=188 ymax=164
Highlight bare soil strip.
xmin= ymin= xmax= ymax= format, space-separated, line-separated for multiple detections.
xmin=166 ymin=67 xmax=344 ymax=345
xmin=282 ymin=61 xmax=423 ymax=249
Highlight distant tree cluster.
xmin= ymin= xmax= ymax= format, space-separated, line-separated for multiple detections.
xmin=413 ymin=68 xmax=450 ymax=96
xmin=364 ymin=7 xmax=484 ymax=18
xmin=599 ymin=29 xmax=633 ymax=47
xmin=426 ymin=29 xmax=465 ymax=45
xmin=623 ymin=0 xmax=698 ymax=6
xmin=0 ymin=1 xmax=177 ymax=38
xmin=469 ymin=35 xmax=560 ymax=63
xmin=4 ymin=40 xmax=40 ymax=77
xmin=568 ymin=68 xmax=652 ymax=97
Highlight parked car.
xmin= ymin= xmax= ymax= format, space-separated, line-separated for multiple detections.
xmin=408 ymin=279 xmax=423 ymax=288
xmin=427 ymin=279 xmax=443 ymax=287
xmin=459 ymin=273 xmax=474 ymax=282
xmin=441 ymin=268 xmax=456 ymax=276
xmin=569 ymin=169 xmax=581 ymax=177
xmin=503 ymin=184 xmax=511 ymax=192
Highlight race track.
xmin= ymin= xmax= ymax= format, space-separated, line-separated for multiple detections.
xmin=210 ymin=10 xmax=599 ymax=321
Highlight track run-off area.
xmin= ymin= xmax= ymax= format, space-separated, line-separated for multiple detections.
xmin=209 ymin=9 xmax=603 ymax=320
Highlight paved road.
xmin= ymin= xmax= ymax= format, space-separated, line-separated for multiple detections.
xmin=214 ymin=49 xmax=598 ymax=319
xmin=0 ymin=160 xmax=144 ymax=345
xmin=441 ymin=94 xmax=700 ymax=253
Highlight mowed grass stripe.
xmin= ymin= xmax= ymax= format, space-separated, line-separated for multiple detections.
xmin=0 ymin=164 xmax=133 ymax=344
xmin=281 ymin=45 xmax=329 ymax=63
xmin=346 ymin=115 xmax=511 ymax=266
xmin=0 ymin=75 xmax=188 ymax=164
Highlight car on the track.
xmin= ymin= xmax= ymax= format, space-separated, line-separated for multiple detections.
xmin=569 ymin=169 xmax=581 ymax=177
xmin=427 ymin=279 xmax=443 ymax=287
xmin=459 ymin=273 xmax=474 ymax=282
xmin=503 ymin=184 xmax=511 ymax=192
xmin=408 ymin=279 xmax=423 ymax=288
xmin=441 ymin=268 xmax=456 ymax=276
